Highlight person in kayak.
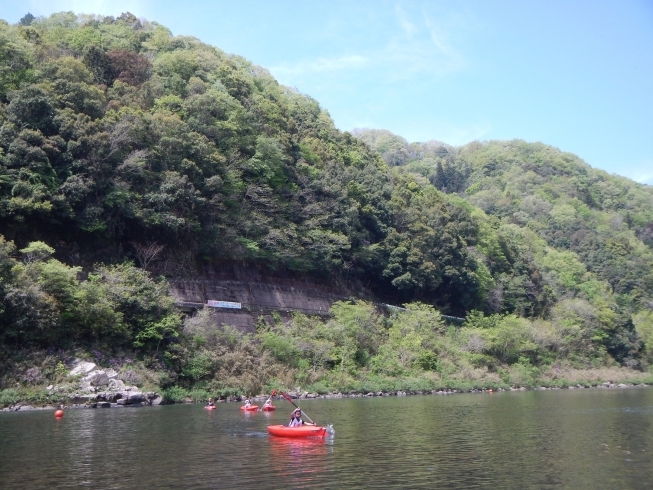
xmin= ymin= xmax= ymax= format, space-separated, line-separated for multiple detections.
xmin=264 ymin=397 xmax=273 ymax=408
xmin=288 ymin=408 xmax=315 ymax=427
xmin=243 ymin=398 xmax=252 ymax=408
xmin=205 ymin=398 xmax=215 ymax=408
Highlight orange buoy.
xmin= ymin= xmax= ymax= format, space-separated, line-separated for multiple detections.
xmin=55 ymin=409 xmax=64 ymax=418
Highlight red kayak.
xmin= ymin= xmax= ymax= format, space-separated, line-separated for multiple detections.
xmin=267 ymin=425 xmax=327 ymax=438
xmin=262 ymin=405 xmax=276 ymax=411
xmin=204 ymin=406 xmax=216 ymax=410
xmin=240 ymin=405 xmax=259 ymax=411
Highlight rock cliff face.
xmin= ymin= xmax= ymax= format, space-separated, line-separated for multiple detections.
xmin=169 ymin=264 xmax=357 ymax=331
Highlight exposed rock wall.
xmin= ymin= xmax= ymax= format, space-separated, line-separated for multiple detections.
xmin=169 ymin=264 xmax=358 ymax=332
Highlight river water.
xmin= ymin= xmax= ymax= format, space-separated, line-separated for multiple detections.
xmin=1 ymin=388 xmax=652 ymax=489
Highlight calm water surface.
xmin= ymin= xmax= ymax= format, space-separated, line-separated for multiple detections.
xmin=1 ymin=388 xmax=652 ymax=489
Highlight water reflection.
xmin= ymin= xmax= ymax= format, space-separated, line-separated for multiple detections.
xmin=269 ymin=435 xmax=329 ymax=454
xmin=268 ymin=436 xmax=330 ymax=487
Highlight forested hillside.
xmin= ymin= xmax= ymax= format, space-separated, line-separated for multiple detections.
xmin=354 ymin=129 xmax=653 ymax=364
xmin=0 ymin=12 xmax=487 ymax=312
xmin=1 ymin=13 xmax=651 ymax=403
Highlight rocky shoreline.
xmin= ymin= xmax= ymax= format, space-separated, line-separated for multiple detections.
xmin=2 ymin=357 xmax=650 ymax=413
xmin=1 ymin=359 xmax=163 ymax=412
xmin=252 ymin=381 xmax=651 ymax=401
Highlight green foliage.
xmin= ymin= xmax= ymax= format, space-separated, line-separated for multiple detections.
xmin=483 ymin=315 xmax=535 ymax=364
xmin=19 ymin=14 xmax=35 ymax=27
xmin=633 ymin=311 xmax=653 ymax=365
xmin=0 ymin=237 xmax=180 ymax=351
xmin=361 ymin=129 xmax=653 ymax=320
xmin=503 ymin=357 xmax=541 ymax=388
xmin=166 ymin=299 xmax=624 ymax=392
xmin=0 ymin=22 xmax=34 ymax=100
xmin=161 ymin=385 xmax=189 ymax=403
xmin=20 ymin=241 xmax=54 ymax=262
xmin=0 ymin=388 xmax=19 ymax=406
xmin=260 ymin=331 xmax=299 ymax=365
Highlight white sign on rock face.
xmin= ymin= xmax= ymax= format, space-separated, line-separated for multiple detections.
xmin=207 ymin=300 xmax=241 ymax=309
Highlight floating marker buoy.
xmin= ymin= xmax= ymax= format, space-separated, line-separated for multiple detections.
xmin=55 ymin=409 xmax=64 ymax=418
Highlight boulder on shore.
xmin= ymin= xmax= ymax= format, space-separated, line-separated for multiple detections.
xmin=108 ymin=379 xmax=126 ymax=391
xmin=114 ymin=391 xmax=147 ymax=405
xmin=69 ymin=361 xmax=96 ymax=377
xmin=81 ymin=370 xmax=110 ymax=387
xmin=146 ymin=393 xmax=164 ymax=406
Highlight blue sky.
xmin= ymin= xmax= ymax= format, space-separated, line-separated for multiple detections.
xmin=3 ymin=1 xmax=653 ymax=183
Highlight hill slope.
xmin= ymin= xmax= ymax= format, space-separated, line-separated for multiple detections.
xmin=353 ymin=129 xmax=653 ymax=310
xmin=354 ymin=129 xmax=653 ymax=364
xmin=1 ymin=13 xmax=487 ymax=313
xmin=0 ymin=13 xmax=652 ymax=401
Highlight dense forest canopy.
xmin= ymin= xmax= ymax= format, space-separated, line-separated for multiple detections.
xmin=0 ymin=12 xmax=491 ymax=312
xmin=353 ymin=129 xmax=653 ymax=310
xmin=353 ymin=128 xmax=653 ymax=366
xmin=1 ymin=13 xmax=652 ymax=392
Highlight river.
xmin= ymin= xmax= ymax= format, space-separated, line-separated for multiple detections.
xmin=1 ymin=388 xmax=652 ymax=488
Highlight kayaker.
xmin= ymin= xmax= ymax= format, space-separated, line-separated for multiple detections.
xmin=243 ymin=398 xmax=251 ymax=408
xmin=289 ymin=408 xmax=315 ymax=427
xmin=264 ymin=397 xmax=273 ymax=408
xmin=205 ymin=398 xmax=215 ymax=408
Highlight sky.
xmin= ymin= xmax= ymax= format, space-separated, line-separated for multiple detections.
xmin=3 ymin=0 xmax=653 ymax=184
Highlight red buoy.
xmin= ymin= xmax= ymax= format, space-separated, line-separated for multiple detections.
xmin=55 ymin=410 xmax=64 ymax=418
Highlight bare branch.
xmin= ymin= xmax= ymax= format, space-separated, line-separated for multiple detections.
xmin=130 ymin=241 xmax=165 ymax=271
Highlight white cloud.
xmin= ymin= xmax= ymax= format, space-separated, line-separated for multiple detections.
xmin=422 ymin=13 xmax=452 ymax=56
xmin=620 ymin=159 xmax=653 ymax=185
xmin=395 ymin=5 xmax=417 ymax=37
xmin=271 ymin=55 xmax=370 ymax=78
xmin=269 ymin=7 xmax=467 ymax=84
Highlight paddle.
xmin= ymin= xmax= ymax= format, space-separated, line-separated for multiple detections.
xmin=280 ymin=391 xmax=316 ymax=425
xmin=259 ymin=389 xmax=276 ymax=411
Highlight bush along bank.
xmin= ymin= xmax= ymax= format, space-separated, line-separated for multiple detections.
xmin=3 ymin=300 xmax=653 ymax=409
xmin=155 ymin=301 xmax=653 ymax=401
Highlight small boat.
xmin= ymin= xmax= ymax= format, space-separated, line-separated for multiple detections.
xmin=267 ymin=425 xmax=327 ymax=438
xmin=262 ymin=405 xmax=276 ymax=411
xmin=204 ymin=405 xmax=216 ymax=410
xmin=240 ymin=405 xmax=259 ymax=411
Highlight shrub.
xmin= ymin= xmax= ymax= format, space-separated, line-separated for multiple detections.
xmin=0 ymin=389 xmax=19 ymax=407
xmin=161 ymin=385 xmax=188 ymax=403
xmin=21 ymin=367 xmax=44 ymax=385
